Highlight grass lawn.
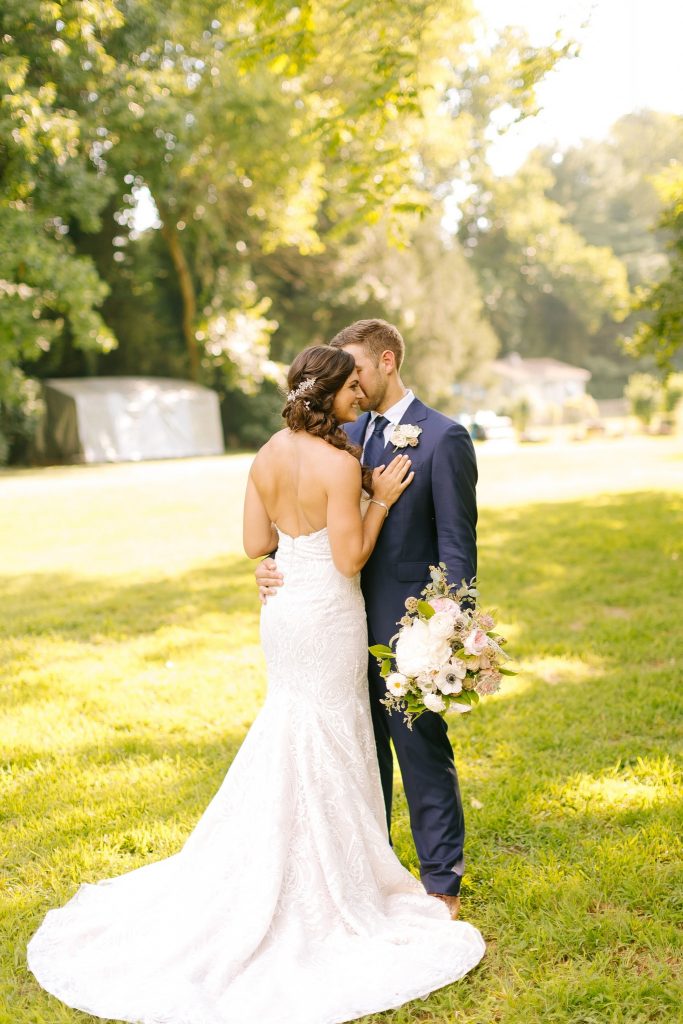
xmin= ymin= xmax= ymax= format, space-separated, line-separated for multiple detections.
xmin=1 ymin=439 xmax=682 ymax=1024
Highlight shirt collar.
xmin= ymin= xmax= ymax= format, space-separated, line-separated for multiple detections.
xmin=370 ymin=389 xmax=415 ymax=427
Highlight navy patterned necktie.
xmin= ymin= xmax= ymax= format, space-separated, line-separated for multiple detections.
xmin=363 ymin=415 xmax=390 ymax=468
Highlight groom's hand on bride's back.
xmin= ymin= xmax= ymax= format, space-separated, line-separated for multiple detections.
xmin=255 ymin=558 xmax=283 ymax=604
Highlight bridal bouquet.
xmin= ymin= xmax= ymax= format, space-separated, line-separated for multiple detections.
xmin=370 ymin=565 xmax=514 ymax=727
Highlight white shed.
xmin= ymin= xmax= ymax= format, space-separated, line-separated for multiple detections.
xmin=36 ymin=377 xmax=224 ymax=463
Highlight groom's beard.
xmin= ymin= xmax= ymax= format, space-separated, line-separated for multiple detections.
xmin=358 ymin=378 xmax=387 ymax=413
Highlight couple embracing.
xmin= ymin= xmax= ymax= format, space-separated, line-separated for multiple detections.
xmin=28 ymin=319 xmax=485 ymax=1024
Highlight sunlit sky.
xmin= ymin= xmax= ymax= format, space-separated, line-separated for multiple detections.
xmin=478 ymin=0 xmax=683 ymax=174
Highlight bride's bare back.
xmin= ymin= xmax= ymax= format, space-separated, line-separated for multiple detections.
xmin=251 ymin=429 xmax=340 ymax=538
xmin=243 ymin=428 xmax=413 ymax=577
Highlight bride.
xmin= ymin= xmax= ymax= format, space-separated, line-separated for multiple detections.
xmin=28 ymin=344 xmax=485 ymax=1024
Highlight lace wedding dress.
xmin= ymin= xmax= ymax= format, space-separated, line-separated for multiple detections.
xmin=28 ymin=528 xmax=485 ymax=1024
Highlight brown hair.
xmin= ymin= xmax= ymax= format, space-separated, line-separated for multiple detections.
xmin=329 ymin=318 xmax=405 ymax=370
xmin=282 ymin=345 xmax=373 ymax=493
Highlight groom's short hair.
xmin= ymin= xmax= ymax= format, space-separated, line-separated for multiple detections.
xmin=329 ymin=319 xmax=405 ymax=370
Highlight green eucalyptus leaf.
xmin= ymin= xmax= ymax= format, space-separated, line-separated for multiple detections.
xmin=369 ymin=644 xmax=394 ymax=658
xmin=417 ymin=600 xmax=435 ymax=619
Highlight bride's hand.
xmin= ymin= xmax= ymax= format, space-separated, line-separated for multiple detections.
xmin=372 ymin=454 xmax=414 ymax=508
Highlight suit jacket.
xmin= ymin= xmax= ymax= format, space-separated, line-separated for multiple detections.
xmin=345 ymin=397 xmax=478 ymax=647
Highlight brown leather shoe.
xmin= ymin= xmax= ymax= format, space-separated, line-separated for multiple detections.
xmin=429 ymin=893 xmax=461 ymax=920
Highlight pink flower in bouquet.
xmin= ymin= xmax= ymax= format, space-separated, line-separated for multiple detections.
xmin=478 ymin=613 xmax=495 ymax=631
xmin=463 ymin=627 xmax=488 ymax=656
xmin=476 ymin=669 xmax=502 ymax=696
xmin=429 ymin=597 xmax=461 ymax=618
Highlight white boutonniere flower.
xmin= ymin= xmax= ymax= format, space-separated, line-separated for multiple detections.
xmin=390 ymin=423 xmax=422 ymax=451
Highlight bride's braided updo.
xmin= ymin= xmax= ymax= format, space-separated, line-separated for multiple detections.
xmin=283 ymin=345 xmax=373 ymax=494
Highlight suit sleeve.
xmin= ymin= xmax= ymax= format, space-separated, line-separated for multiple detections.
xmin=431 ymin=423 xmax=478 ymax=589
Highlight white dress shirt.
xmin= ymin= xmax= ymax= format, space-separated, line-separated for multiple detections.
xmin=362 ymin=390 xmax=415 ymax=456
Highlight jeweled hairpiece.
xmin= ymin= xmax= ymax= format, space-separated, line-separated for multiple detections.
xmin=286 ymin=376 xmax=317 ymax=403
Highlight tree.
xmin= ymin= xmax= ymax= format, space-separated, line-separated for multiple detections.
xmin=1 ymin=0 xmax=566 ymax=458
xmin=100 ymin=1 xmax=478 ymax=382
xmin=625 ymin=165 xmax=683 ymax=373
xmin=332 ymin=213 xmax=498 ymax=409
xmin=0 ymin=1 xmax=119 ymax=456
xmin=548 ymin=112 xmax=683 ymax=286
xmin=458 ymin=156 xmax=630 ymax=365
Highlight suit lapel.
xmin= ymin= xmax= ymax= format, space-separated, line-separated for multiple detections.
xmin=345 ymin=412 xmax=370 ymax=447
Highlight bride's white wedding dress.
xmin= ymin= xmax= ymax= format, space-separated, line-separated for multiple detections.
xmin=28 ymin=528 xmax=485 ymax=1024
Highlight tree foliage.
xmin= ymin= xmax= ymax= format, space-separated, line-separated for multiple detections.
xmin=457 ymin=112 xmax=683 ymax=398
xmin=624 ymin=164 xmax=683 ymax=373
xmin=459 ymin=156 xmax=630 ymax=363
xmin=0 ymin=0 xmax=568 ymax=459
xmin=334 ymin=214 xmax=498 ymax=408
xmin=0 ymin=1 xmax=119 ymax=454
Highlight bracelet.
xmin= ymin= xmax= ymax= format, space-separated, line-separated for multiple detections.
xmin=369 ymin=498 xmax=389 ymax=519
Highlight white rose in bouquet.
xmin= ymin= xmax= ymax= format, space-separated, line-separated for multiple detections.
xmin=386 ymin=672 xmax=409 ymax=697
xmin=423 ymin=692 xmax=447 ymax=713
xmin=395 ymin=619 xmax=430 ymax=677
xmin=428 ymin=610 xmax=457 ymax=642
xmin=449 ymin=701 xmax=472 ymax=714
xmin=417 ymin=672 xmax=438 ymax=694
xmin=395 ymin=619 xmax=451 ymax=677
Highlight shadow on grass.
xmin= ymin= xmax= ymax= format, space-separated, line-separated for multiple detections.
xmin=4 ymin=492 xmax=682 ymax=1024
xmin=1 ymin=553 xmax=257 ymax=642
xmin=0 ymin=553 xmax=259 ymax=714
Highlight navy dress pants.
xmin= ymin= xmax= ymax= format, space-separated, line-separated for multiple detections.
xmin=367 ymin=654 xmax=465 ymax=897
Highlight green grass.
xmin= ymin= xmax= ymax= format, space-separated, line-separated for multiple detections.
xmin=1 ymin=454 xmax=682 ymax=1023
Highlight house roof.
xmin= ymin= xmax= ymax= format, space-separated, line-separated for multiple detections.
xmin=491 ymin=354 xmax=591 ymax=381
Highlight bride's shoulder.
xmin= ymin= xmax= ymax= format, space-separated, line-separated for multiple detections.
xmin=254 ymin=429 xmax=289 ymax=456
xmin=317 ymin=444 xmax=361 ymax=480
xmin=249 ymin=430 xmax=289 ymax=477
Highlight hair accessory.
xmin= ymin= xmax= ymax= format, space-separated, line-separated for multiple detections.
xmin=287 ymin=377 xmax=317 ymax=403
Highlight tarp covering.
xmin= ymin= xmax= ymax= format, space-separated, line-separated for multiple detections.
xmin=35 ymin=377 xmax=224 ymax=463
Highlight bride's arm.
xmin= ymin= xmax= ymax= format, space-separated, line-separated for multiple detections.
xmin=325 ymin=453 xmax=413 ymax=577
xmin=243 ymin=471 xmax=278 ymax=559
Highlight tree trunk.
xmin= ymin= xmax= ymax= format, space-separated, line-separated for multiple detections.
xmin=160 ymin=214 xmax=199 ymax=380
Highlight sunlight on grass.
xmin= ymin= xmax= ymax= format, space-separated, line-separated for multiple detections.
xmin=535 ymin=756 xmax=680 ymax=818
xmin=524 ymin=654 xmax=603 ymax=686
xmin=2 ymin=453 xmax=682 ymax=1024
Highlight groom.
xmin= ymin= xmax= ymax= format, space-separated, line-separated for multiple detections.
xmin=257 ymin=319 xmax=477 ymax=918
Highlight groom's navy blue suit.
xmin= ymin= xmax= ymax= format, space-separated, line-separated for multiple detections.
xmin=346 ymin=397 xmax=478 ymax=896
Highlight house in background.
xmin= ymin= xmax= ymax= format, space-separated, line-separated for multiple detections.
xmin=488 ymin=353 xmax=593 ymax=424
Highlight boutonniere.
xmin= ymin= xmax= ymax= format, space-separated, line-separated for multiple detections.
xmin=390 ymin=423 xmax=422 ymax=451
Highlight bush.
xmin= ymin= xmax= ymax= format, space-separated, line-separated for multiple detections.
xmin=220 ymin=379 xmax=283 ymax=450
xmin=0 ymin=368 xmax=45 ymax=465
xmin=562 ymin=393 xmax=600 ymax=425
xmin=624 ymin=373 xmax=660 ymax=428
